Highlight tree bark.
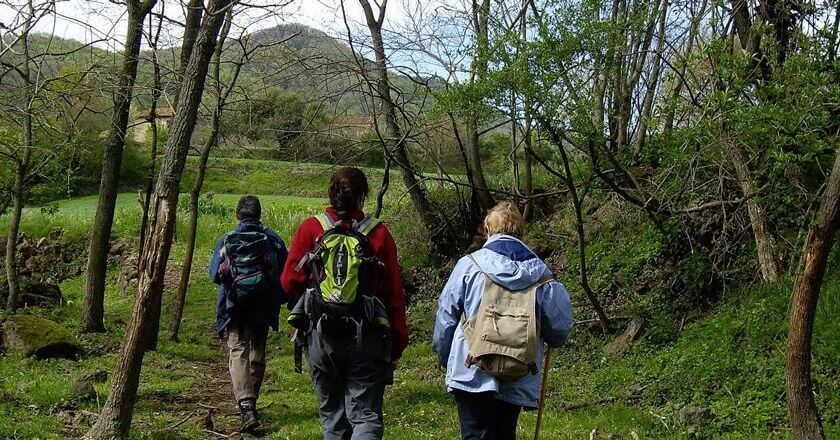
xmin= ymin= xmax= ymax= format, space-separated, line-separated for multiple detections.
xmin=786 ymin=149 xmax=840 ymax=440
xmin=139 ymin=7 xmax=164 ymax=259
xmin=540 ymin=120 xmax=610 ymax=332
xmin=82 ymin=0 xmax=156 ymax=332
xmin=83 ymin=2 xmax=231 ymax=437
xmin=358 ymin=0 xmax=438 ymax=232
xmin=730 ymin=141 xmax=781 ymax=281
xmin=5 ymin=10 xmax=33 ymax=312
xmin=172 ymin=0 xmax=204 ymax=110
xmin=169 ymin=11 xmax=234 ymax=342
xmin=632 ymin=0 xmax=668 ymax=156
xmin=465 ymin=0 xmax=495 ymax=212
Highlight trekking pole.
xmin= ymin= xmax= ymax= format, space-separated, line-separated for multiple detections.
xmin=534 ymin=346 xmax=553 ymax=440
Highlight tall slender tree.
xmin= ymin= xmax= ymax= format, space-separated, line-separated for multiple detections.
xmin=81 ymin=0 xmax=158 ymax=333
xmin=168 ymin=8 xmax=238 ymax=341
xmin=2 ymin=0 xmax=40 ymax=311
xmin=84 ymin=1 xmax=233 ymax=437
xmin=355 ymin=0 xmax=438 ymax=233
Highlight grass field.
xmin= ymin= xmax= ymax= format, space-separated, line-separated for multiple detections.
xmin=1 ymin=159 xmax=838 ymax=439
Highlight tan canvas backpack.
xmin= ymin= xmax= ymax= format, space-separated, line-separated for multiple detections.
xmin=461 ymin=255 xmax=554 ymax=382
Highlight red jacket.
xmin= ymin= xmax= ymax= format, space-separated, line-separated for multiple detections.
xmin=281 ymin=206 xmax=409 ymax=362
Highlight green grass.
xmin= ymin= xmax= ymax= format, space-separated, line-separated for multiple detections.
xmin=1 ymin=157 xmax=838 ymax=438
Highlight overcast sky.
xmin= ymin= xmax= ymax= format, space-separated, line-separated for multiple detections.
xmin=0 ymin=0 xmax=413 ymax=51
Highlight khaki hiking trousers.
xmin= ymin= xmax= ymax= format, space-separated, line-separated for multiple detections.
xmin=226 ymin=320 xmax=269 ymax=402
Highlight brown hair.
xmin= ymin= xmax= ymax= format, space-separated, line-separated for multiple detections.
xmin=329 ymin=167 xmax=369 ymax=218
xmin=483 ymin=201 xmax=524 ymax=238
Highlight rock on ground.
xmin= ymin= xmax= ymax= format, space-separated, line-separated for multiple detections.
xmin=676 ymin=405 xmax=712 ymax=431
xmin=1 ymin=315 xmax=82 ymax=359
xmin=19 ymin=280 xmax=63 ymax=308
xmin=603 ymin=317 xmax=646 ymax=356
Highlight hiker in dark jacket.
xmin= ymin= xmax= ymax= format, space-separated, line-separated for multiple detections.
xmin=433 ymin=201 xmax=573 ymax=440
xmin=282 ymin=167 xmax=408 ymax=440
xmin=210 ymin=195 xmax=288 ymax=433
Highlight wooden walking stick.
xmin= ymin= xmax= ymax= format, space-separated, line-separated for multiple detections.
xmin=534 ymin=346 xmax=553 ymax=440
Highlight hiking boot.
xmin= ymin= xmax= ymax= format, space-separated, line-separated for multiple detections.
xmin=238 ymin=398 xmax=260 ymax=433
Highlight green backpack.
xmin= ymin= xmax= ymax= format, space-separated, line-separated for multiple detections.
xmin=288 ymin=212 xmax=392 ymax=373
xmin=295 ymin=213 xmax=384 ymax=320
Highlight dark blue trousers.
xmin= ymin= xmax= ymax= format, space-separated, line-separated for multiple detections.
xmin=453 ymin=390 xmax=522 ymax=440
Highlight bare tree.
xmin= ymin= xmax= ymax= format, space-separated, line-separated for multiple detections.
xmin=82 ymin=0 xmax=158 ymax=332
xmin=0 ymin=0 xmax=43 ymax=311
xmin=84 ymin=0 xmax=234 ymax=437
xmin=355 ymin=0 xmax=438 ymax=231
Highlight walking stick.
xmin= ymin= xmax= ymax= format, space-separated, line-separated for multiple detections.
xmin=534 ymin=346 xmax=553 ymax=440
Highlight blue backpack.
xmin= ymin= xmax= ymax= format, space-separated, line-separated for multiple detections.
xmin=222 ymin=230 xmax=279 ymax=306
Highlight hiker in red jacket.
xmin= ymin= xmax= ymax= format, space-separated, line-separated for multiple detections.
xmin=282 ymin=167 xmax=408 ymax=440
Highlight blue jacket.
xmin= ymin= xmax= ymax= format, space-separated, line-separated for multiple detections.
xmin=433 ymin=234 xmax=574 ymax=409
xmin=210 ymin=218 xmax=288 ymax=335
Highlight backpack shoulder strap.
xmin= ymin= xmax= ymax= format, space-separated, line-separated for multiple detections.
xmin=355 ymin=216 xmax=381 ymax=236
xmin=315 ymin=212 xmax=336 ymax=231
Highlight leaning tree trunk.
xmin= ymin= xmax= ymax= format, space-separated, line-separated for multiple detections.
xmin=168 ymin=125 xmax=218 ymax=341
xmin=83 ymin=2 xmax=231 ymax=437
xmin=169 ymin=11 xmax=234 ymax=342
xmin=172 ymin=0 xmax=203 ymax=111
xmin=358 ymin=0 xmax=438 ymax=235
xmin=541 ymin=120 xmax=610 ymax=331
xmin=730 ymin=142 xmax=781 ymax=281
xmin=786 ymin=149 xmax=840 ymax=440
xmin=82 ymin=0 xmax=156 ymax=332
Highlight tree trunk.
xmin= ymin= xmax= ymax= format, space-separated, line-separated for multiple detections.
xmin=172 ymin=0 xmax=204 ymax=111
xmin=520 ymin=0 xmax=533 ymax=221
xmin=465 ymin=0 xmax=495 ymax=212
xmin=83 ymin=2 xmax=231 ymax=437
xmin=730 ymin=142 xmax=780 ymax=281
xmin=139 ymin=9 xmax=164 ymax=258
xmin=663 ymin=0 xmax=704 ymax=135
xmin=82 ymin=1 xmax=155 ymax=333
xmin=5 ymin=15 xmax=33 ymax=312
xmin=786 ymin=150 xmax=840 ymax=440
xmin=632 ymin=0 xmax=668 ymax=156
xmin=168 ymin=128 xmax=218 ymax=342
xmin=5 ymin=158 xmax=28 ymax=312
xmin=358 ymin=0 xmax=438 ymax=234
xmin=168 ymin=11 xmax=233 ymax=342
xmin=522 ymin=125 xmax=534 ymax=220
xmin=541 ymin=120 xmax=610 ymax=332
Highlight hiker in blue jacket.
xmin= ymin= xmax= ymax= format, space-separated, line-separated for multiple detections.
xmin=210 ymin=195 xmax=287 ymax=433
xmin=433 ymin=201 xmax=574 ymax=440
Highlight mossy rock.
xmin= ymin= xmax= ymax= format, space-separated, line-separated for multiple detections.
xmin=2 ymin=314 xmax=81 ymax=359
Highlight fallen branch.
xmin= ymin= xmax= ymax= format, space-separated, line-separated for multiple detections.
xmin=557 ymin=385 xmax=646 ymax=411
xmin=167 ymin=412 xmax=195 ymax=430
xmin=203 ymin=429 xmax=229 ymax=438
xmin=575 ymin=316 xmax=634 ymax=325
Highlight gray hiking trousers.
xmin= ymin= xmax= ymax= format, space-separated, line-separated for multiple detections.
xmin=306 ymin=319 xmax=393 ymax=440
